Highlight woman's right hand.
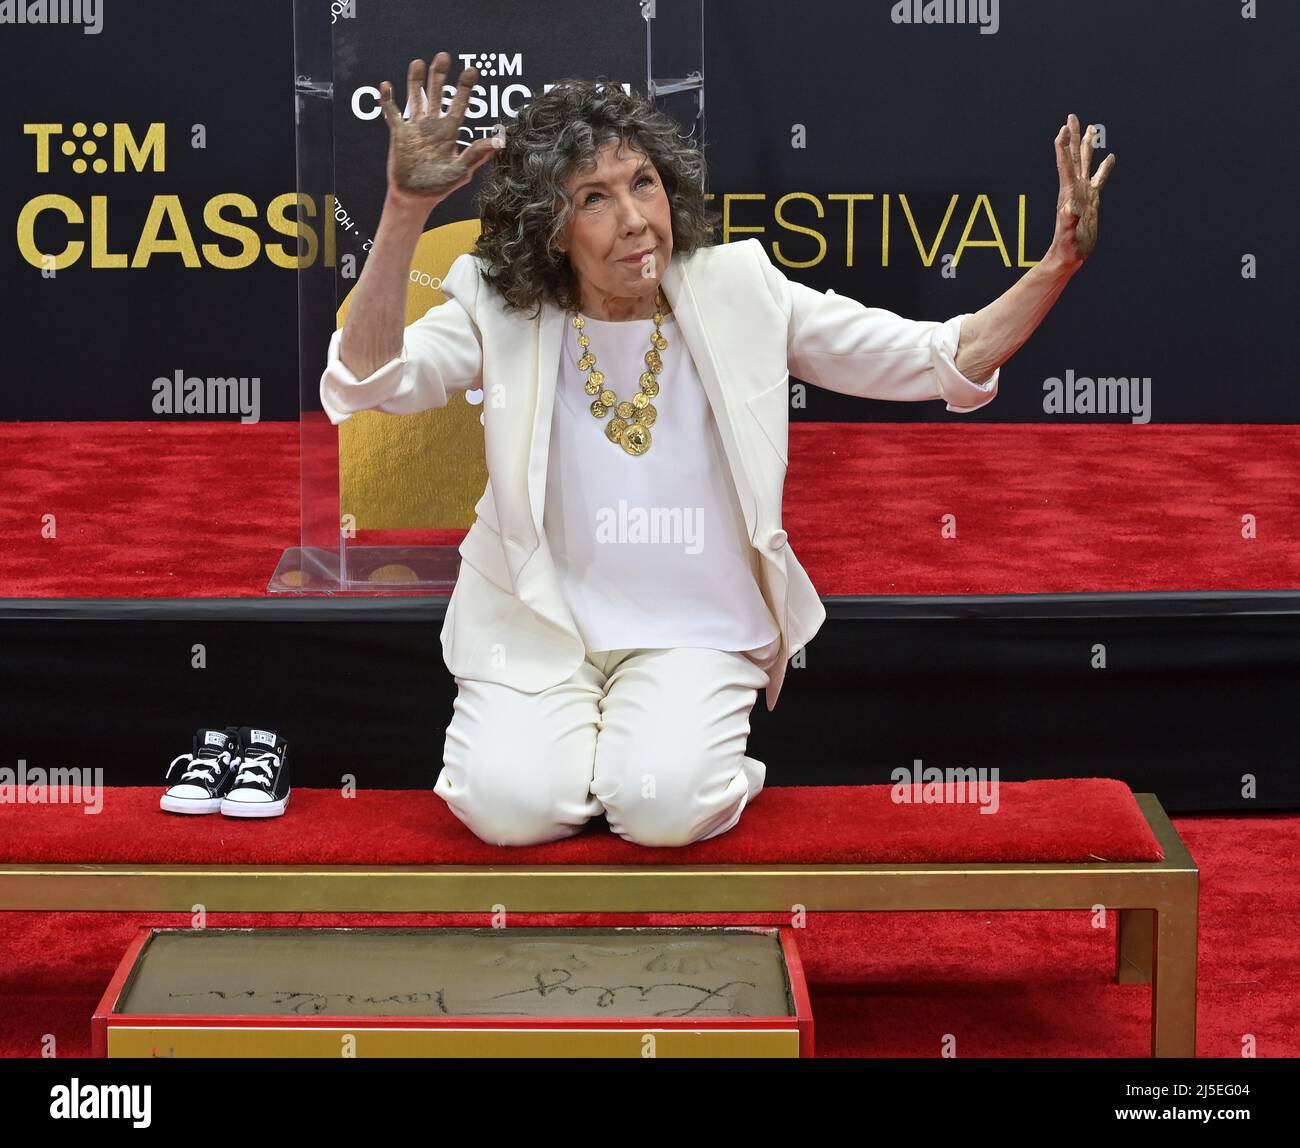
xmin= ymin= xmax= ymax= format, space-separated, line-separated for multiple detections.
xmin=380 ymin=52 xmax=500 ymax=207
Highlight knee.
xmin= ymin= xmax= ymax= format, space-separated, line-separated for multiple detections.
xmin=595 ymin=746 xmax=763 ymax=847
xmin=437 ymin=773 xmax=576 ymax=846
xmin=596 ymin=768 xmax=714 ymax=848
xmin=462 ymin=810 xmax=569 ymax=848
xmin=620 ymin=820 xmax=705 ymax=848
xmin=438 ymin=676 xmax=604 ymax=846
xmin=609 ymin=805 xmax=711 ymax=848
xmin=436 ymin=751 xmax=594 ymax=848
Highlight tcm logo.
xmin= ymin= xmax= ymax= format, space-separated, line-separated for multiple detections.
xmin=457 ymin=51 xmax=523 ymax=79
xmin=351 ymin=51 xmax=631 ymax=135
xmin=25 ymin=121 xmax=164 ymax=175
xmin=353 ymin=51 xmax=536 ymax=136
xmin=17 ymin=119 xmax=337 ymax=270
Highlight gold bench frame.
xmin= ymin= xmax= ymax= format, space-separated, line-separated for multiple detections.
xmin=0 ymin=792 xmax=1197 ymax=1057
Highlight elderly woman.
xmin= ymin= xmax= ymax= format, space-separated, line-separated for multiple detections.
xmin=321 ymin=53 xmax=1115 ymax=849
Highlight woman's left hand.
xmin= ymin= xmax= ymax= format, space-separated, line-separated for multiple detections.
xmin=1050 ymin=113 xmax=1117 ymax=264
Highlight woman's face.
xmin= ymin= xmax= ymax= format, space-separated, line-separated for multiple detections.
xmin=558 ymin=138 xmax=673 ymax=319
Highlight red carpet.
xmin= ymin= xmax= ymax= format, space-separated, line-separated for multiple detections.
xmin=0 ymin=781 xmax=1161 ymax=865
xmin=1 ymin=813 xmax=1294 ymax=1058
xmin=4 ymin=421 xmax=1294 ymax=1057
xmin=3 ymin=419 xmax=1299 ymax=597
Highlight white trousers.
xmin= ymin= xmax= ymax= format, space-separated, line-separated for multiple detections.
xmin=434 ymin=646 xmax=771 ymax=847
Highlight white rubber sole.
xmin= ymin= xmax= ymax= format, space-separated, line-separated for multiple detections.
xmin=160 ymin=793 xmax=222 ymax=815
xmin=220 ymin=793 xmax=290 ymax=818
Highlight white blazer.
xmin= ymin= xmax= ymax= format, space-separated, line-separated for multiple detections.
xmin=320 ymin=237 xmax=1000 ymax=711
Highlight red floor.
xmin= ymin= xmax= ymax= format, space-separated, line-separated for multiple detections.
xmin=0 ymin=813 xmax=1293 ymax=1058
xmin=4 ymin=419 xmax=1296 ymax=1058
xmin=3 ymin=420 xmax=1299 ymax=597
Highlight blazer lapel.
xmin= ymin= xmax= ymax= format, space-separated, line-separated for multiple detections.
xmin=663 ymin=251 xmax=760 ymax=544
xmin=525 ymin=250 xmax=759 ymax=544
xmin=526 ymin=304 xmax=566 ymax=541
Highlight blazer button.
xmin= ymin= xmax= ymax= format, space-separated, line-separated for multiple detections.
xmin=768 ymin=528 xmax=788 ymax=550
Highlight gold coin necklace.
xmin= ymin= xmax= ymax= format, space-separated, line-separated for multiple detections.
xmin=569 ymin=287 xmax=668 ymax=456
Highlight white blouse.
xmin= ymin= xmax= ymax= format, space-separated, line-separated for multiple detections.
xmin=542 ymin=308 xmax=782 ymax=662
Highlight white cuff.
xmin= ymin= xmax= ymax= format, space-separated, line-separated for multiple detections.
xmin=319 ymin=327 xmax=411 ymax=426
xmin=931 ymin=314 xmax=999 ymax=413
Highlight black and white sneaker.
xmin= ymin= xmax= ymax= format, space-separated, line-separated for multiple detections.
xmin=161 ymin=727 xmax=242 ymax=815
xmin=220 ymin=728 xmax=290 ymax=818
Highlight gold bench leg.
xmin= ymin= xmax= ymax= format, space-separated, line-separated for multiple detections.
xmin=1151 ymin=882 xmax=1199 ymax=1057
xmin=1117 ymin=908 xmax=1154 ymax=984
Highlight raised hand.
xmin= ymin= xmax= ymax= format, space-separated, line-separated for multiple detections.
xmin=1051 ymin=113 xmax=1117 ymax=263
xmin=380 ymin=52 xmax=500 ymax=205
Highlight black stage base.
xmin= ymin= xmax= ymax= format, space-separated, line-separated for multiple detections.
xmin=2 ymin=592 xmax=1298 ymax=812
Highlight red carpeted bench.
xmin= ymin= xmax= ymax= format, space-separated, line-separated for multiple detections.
xmin=0 ymin=779 xmax=1198 ymax=1056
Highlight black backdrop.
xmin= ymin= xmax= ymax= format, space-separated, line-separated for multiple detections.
xmin=4 ymin=596 xmax=1296 ymax=809
xmin=4 ymin=0 xmax=1297 ymax=423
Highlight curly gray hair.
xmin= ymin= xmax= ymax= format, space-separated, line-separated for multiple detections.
xmin=469 ymin=78 xmax=720 ymax=319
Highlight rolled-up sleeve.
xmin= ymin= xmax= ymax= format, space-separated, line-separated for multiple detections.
xmin=750 ymin=237 xmax=999 ymax=414
xmin=319 ymin=251 xmax=484 ymax=426
xmin=930 ymin=313 xmax=999 ymax=413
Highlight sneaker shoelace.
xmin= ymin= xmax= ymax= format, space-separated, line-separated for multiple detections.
xmin=166 ymin=748 xmax=233 ymax=786
xmin=232 ymin=749 xmax=280 ymax=791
